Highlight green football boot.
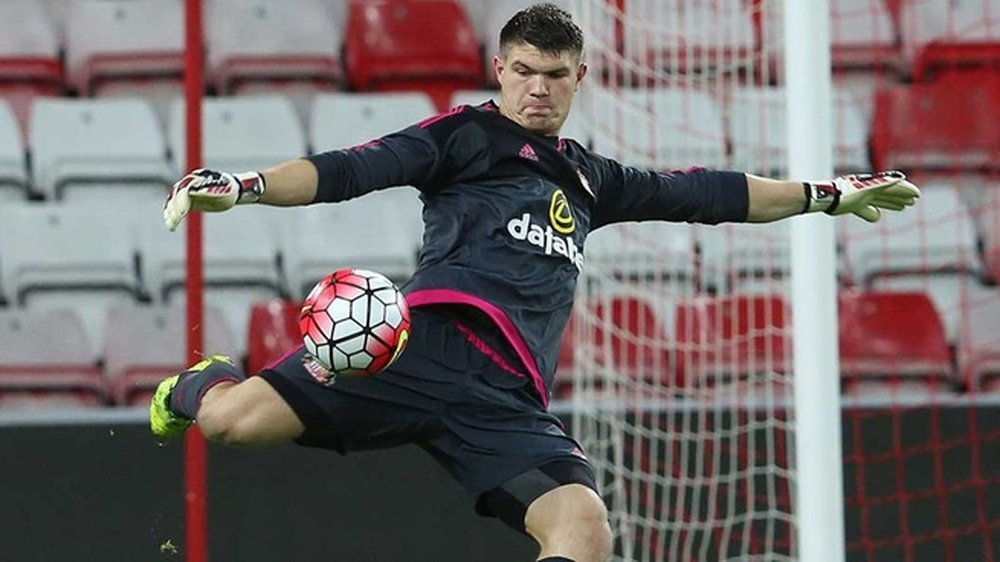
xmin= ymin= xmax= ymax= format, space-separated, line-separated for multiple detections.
xmin=149 ymin=355 xmax=234 ymax=439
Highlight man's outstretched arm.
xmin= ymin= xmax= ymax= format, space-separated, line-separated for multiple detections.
xmin=746 ymin=171 xmax=921 ymax=223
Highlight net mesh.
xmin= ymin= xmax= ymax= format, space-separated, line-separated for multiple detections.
xmin=569 ymin=1 xmax=999 ymax=561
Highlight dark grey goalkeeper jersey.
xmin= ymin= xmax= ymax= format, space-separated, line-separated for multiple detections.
xmin=306 ymin=101 xmax=749 ymax=407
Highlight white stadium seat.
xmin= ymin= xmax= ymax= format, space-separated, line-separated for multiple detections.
xmin=0 ymin=203 xmax=144 ymax=351
xmin=698 ymin=222 xmax=791 ymax=293
xmin=206 ymin=0 xmax=344 ymax=93
xmin=586 ymin=222 xmax=697 ymax=286
xmin=310 ymin=92 xmax=437 ymax=151
xmin=65 ymin=0 xmax=184 ymax=95
xmin=169 ymin=95 xmax=307 ymax=174
xmin=589 ymin=87 xmax=727 ymax=170
xmin=29 ymin=97 xmax=172 ymax=202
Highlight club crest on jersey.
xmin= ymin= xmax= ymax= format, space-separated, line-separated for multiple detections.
xmin=548 ymin=189 xmax=575 ymax=234
xmin=507 ymin=211 xmax=584 ymax=271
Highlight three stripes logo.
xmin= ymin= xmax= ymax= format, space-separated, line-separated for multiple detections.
xmin=548 ymin=189 xmax=575 ymax=234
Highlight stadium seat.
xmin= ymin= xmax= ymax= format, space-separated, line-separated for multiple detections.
xmin=0 ymin=203 xmax=145 ymax=350
xmin=0 ymin=100 xmax=28 ymax=202
xmin=282 ymin=197 xmax=421 ymax=299
xmin=839 ymin=181 xmax=981 ymax=286
xmin=140 ymin=205 xmax=288 ymax=356
xmin=344 ymin=0 xmax=482 ymax=111
xmin=623 ymin=0 xmax=756 ymax=77
xmin=838 ymin=291 xmax=954 ymax=396
xmin=585 ymin=222 xmax=697 ymax=286
xmin=102 ymin=304 xmax=238 ymax=405
xmin=899 ymin=0 xmax=1000 ymax=79
xmin=29 ymin=97 xmax=173 ymax=202
xmin=589 ymin=87 xmax=727 ymax=170
xmin=0 ymin=0 xmax=64 ymax=134
xmin=246 ymin=299 xmax=302 ymax=375
xmin=674 ymin=294 xmax=791 ymax=387
xmin=698 ymin=222 xmax=790 ymax=293
xmin=728 ymin=86 xmax=872 ymax=176
xmin=309 ymin=91 xmax=437 ymax=151
xmin=65 ymin=0 xmax=184 ymax=97
xmin=955 ymin=289 xmax=1000 ymax=391
xmin=585 ymin=292 xmax=675 ymax=387
xmin=870 ymin=275 xmax=995 ymax=345
xmin=871 ymin=71 xmax=1000 ymax=172
xmin=206 ymin=0 xmax=344 ymax=95
xmin=0 ymin=308 xmax=106 ymax=407
xmin=168 ymin=95 xmax=307 ymax=174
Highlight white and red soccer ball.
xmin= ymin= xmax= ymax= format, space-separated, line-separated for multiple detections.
xmin=299 ymin=269 xmax=411 ymax=378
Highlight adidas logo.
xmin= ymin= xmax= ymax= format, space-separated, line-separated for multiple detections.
xmin=519 ymin=143 xmax=539 ymax=162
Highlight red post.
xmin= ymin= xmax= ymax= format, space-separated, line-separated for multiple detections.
xmin=183 ymin=1 xmax=207 ymax=561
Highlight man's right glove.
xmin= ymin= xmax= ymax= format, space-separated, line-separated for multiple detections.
xmin=803 ymin=170 xmax=921 ymax=223
xmin=163 ymin=168 xmax=266 ymax=232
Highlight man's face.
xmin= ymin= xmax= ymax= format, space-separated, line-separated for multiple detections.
xmin=494 ymin=42 xmax=587 ymax=136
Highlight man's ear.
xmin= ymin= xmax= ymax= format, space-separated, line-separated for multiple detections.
xmin=493 ymin=55 xmax=505 ymax=83
xmin=575 ymin=63 xmax=588 ymax=90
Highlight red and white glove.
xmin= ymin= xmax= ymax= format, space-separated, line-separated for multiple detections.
xmin=163 ymin=169 xmax=265 ymax=231
xmin=803 ymin=170 xmax=920 ymax=223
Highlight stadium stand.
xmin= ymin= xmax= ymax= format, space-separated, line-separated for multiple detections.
xmin=0 ymin=0 xmax=63 ymax=135
xmin=168 ymin=95 xmax=307 ymax=174
xmin=589 ymin=86 xmax=728 ymax=170
xmin=343 ymin=0 xmax=482 ymax=111
xmin=586 ymin=221 xmax=697 ymax=287
xmin=0 ymin=100 xmax=28 ymax=202
xmin=957 ymin=289 xmax=1000 ymax=391
xmin=871 ymin=70 xmax=1000 ymax=172
xmin=674 ymin=294 xmax=791 ymax=390
xmin=899 ymin=0 xmax=1000 ymax=79
xmin=0 ymin=203 xmax=145 ymax=356
xmin=102 ymin=303 xmax=239 ymax=405
xmin=29 ymin=97 xmax=173 ymax=202
xmin=309 ymin=91 xmax=437 ymax=150
xmin=140 ymin=205 xmax=287 ymax=357
xmin=65 ymin=0 xmax=184 ymax=122
xmin=698 ymin=221 xmax=791 ymax=293
xmin=246 ymin=299 xmax=302 ymax=375
xmin=206 ymin=0 xmax=344 ymax=95
xmin=838 ymin=291 xmax=954 ymax=397
xmin=0 ymin=307 xmax=106 ymax=408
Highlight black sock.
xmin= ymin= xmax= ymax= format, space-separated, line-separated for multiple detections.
xmin=168 ymin=359 xmax=245 ymax=419
xmin=538 ymin=558 xmax=576 ymax=562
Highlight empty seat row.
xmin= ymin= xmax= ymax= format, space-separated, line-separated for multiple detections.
xmin=555 ymin=290 xmax=1000 ymax=398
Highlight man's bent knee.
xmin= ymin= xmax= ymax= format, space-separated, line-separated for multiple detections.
xmin=525 ymin=484 xmax=613 ymax=562
xmin=196 ymin=377 xmax=305 ymax=446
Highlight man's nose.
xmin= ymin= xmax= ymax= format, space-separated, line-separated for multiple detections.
xmin=529 ymin=74 xmax=550 ymax=96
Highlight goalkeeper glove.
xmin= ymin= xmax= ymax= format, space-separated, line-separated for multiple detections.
xmin=163 ymin=169 xmax=265 ymax=232
xmin=803 ymin=170 xmax=920 ymax=223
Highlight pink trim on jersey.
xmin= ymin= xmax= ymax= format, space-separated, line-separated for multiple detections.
xmin=264 ymin=344 xmax=304 ymax=372
xmin=406 ymin=289 xmax=549 ymax=408
xmin=455 ymin=321 xmax=526 ymax=379
xmin=418 ymin=105 xmax=467 ymax=129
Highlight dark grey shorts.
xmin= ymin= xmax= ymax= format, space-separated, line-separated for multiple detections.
xmin=258 ymin=305 xmax=597 ymax=530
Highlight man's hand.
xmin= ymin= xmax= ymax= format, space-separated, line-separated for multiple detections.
xmin=804 ymin=171 xmax=921 ymax=223
xmin=163 ymin=169 xmax=266 ymax=231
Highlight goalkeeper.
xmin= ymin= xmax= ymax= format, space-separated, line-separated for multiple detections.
xmin=151 ymin=4 xmax=920 ymax=562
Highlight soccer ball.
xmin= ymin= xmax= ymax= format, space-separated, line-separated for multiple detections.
xmin=299 ymin=268 xmax=411 ymax=380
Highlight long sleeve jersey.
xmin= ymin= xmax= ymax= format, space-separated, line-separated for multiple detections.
xmin=306 ymin=101 xmax=749 ymax=407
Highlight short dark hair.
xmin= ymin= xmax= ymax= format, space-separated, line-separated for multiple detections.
xmin=499 ymin=3 xmax=584 ymax=60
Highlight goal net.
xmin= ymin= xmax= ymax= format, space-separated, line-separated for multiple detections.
xmin=568 ymin=1 xmax=999 ymax=561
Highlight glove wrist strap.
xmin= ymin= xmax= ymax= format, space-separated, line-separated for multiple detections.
xmin=234 ymin=171 xmax=265 ymax=205
xmin=803 ymin=181 xmax=841 ymax=215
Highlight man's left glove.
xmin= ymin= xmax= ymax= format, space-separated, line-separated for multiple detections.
xmin=803 ymin=170 xmax=920 ymax=223
xmin=163 ymin=169 xmax=265 ymax=232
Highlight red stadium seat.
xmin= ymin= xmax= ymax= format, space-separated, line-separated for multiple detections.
xmin=344 ymin=0 xmax=482 ymax=111
xmin=674 ymin=294 xmax=790 ymax=388
xmin=838 ymin=291 xmax=954 ymax=396
xmin=246 ymin=300 xmax=303 ymax=375
xmin=870 ymin=71 xmax=1000 ymax=172
xmin=592 ymin=294 xmax=672 ymax=381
